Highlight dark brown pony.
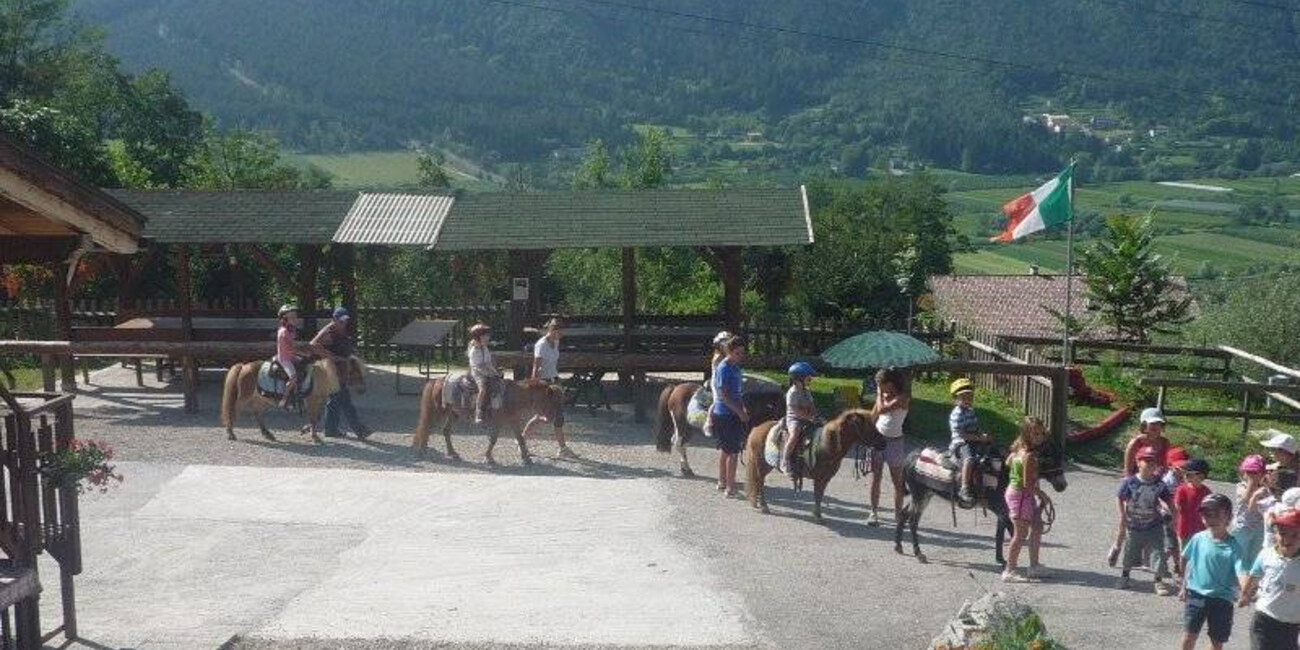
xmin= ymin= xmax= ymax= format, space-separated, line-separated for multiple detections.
xmin=654 ymin=382 xmax=785 ymax=477
xmin=745 ymin=409 xmax=883 ymax=522
xmin=412 ymin=376 xmax=566 ymax=465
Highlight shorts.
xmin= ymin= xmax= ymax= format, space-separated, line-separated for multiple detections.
xmin=1251 ymin=611 xmax=1299 ymax=650
xmin=1184 ymin=592 xmax=1233 ymax=643
xmin=1122 ymin=525 xmax=1169 ymax=577
xmin=871 ymin=437 xmax=906 ymax=470
xmin=1004 ymin=486 xmax=1037 ymax=522
xmin=713 ymin=412 xmax=746 ymax=455
xmin=951 ymin=441 xmax=976 ymax=463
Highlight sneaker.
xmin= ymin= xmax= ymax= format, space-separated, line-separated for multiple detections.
xmin=716 ymin=482 xmax=726 ymax=492
xmin=353 ymin=427 xmax=374 ymax=441
xmin=1001 ymin=570 xmax=1029 ymax=583
xmin=866 ymin=512 xmax=880 ymax=527
xmin=1154 ymin=581 xmax=1173 ymax=596
xmin=1116 ymin=576 xmax=1131 ymax=590
xmin=558 ymin=446 xmax=579 ymax=459
xmin=1106 ymin=545 xmax=1120 ymax=568
xmin=1026 ymin=565 xmax=1051 ymax=580
xmin=958 ymin=486 xmax=974 ymax=504
xmin=474 ymin=415 xmax=485 ymax=424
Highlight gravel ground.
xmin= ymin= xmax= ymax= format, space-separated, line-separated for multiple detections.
xmin=64 ymin=365 xmax=1252 ymax=649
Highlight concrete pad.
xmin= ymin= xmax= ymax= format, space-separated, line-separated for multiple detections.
xmin=59 ymin=463 xmax=750 ymax=648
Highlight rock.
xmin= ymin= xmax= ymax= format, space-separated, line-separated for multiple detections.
xmin=930 ymin=591 xmax=1042 ymax=649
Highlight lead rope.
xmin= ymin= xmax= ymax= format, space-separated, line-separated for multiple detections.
xmin=1038 ymin=494 xmax=1057 ymax=535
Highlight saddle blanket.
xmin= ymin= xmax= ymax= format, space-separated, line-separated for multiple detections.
xmin=257 ymin=362 xmax=314 ymax=399
xmin=686 ymin=387 xmax=711 ymax=429
xmin=442 ymin=373 xmax=504 ymax=411
xmin=915 ymin=447 xmax=999 ymax=490
xmin=763 ymin=420 xmax=821 ymax=472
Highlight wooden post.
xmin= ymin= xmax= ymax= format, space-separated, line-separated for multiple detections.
xmin=1157 ymin=385 xmax=1167 ymax=411
xmin=296 ymin=245 xmax=320 ymax=333
xmin=335 ymin=244 xmax=357 ymax=312
xmin=51 ymin=261 xmax=76 ymax=392
xmin=621 ymin=247 xmax=639 ymax=414
xmin=40 ymin=354 xmax=56 ymax=393
xmin=1242 ymin=388 xmax=1252 ymax=438
xmin=1048 ymin=366 xmax=1069 ymax=463
xmin=176 ymin=246 xmax=198 ymax=413
xmin=720 ymin=247 xmax=743 ymax=334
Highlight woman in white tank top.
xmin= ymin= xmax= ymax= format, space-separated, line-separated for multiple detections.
xmin=869 ymin=368 xmax=910 ymax=526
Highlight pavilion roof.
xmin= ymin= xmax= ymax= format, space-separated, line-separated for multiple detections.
xmin=109 ymin=190 xmax=357 ymax=244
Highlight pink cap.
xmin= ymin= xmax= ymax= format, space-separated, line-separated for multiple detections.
xmin=1240 ymin=454 xmax=1267 ymax=474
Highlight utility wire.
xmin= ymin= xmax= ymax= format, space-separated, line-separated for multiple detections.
xmin=1088 ymin=0 xmax=1298 ymax=36
xmin=545 ymin=0 xmax=1294 ymax=109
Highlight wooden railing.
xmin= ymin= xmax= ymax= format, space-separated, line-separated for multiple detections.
xmin=0 ymin=386 xmax=81 ymax=649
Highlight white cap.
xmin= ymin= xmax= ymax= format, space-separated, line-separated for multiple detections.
xmin=1262 ymin=430 xmax=1299 ymax=455
xmin=1139 ymin=407 xmax=1166 ymax=425
xmin=1281 ymin=487 xmax=1300 ymax=510
xmin=712 ymin=331 xmax=732 ymax=346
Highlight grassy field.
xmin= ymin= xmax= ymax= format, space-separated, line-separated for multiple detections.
xmin=292 ymin=151 xmax=499 ymax=191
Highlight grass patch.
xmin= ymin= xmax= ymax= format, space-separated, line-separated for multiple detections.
xmin=2 ymin=367 xmax=46 ymax=392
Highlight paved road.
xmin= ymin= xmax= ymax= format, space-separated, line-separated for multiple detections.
xmin=43 ymin=366 xmax=1255 ymax=649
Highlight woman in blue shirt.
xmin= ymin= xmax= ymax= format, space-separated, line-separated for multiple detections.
xmin=711 ymin=335 xmax=749 ymax=497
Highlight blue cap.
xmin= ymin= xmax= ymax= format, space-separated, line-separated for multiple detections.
xmin=332 ymin=307 xmax=351 ymax=321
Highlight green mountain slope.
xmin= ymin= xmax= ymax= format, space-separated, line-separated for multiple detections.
xmin=76 ymin=0 xmax=1300 ymax=174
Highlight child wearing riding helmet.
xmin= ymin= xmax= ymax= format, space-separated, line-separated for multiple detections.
xmin=275 ymin=304 xmax=304 ymax=408
xmin=1234 ymin=455 xmax=1269 ymax=577
xmin=1240 ymin=505 xmax=1300 ymax=650
xmin=781 ymin=361 xmax=819 ymax=476
xmin=949 ymin=378 xmax=990 ymax=505
xmin=467 ymin=323 xmax=501 ymax=424
xmin=1002 ymin=417 xmax=1051 ymax=583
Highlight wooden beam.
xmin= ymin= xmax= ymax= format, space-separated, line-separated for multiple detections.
xmin=1242 ymin=375 xmax=1300 ymax=411
xmin=50 ymin=260 xmax=76 ymax=392
xmin=1220 ymin=345 xmax=1300 ymax=381
xmin=296 ymin=244 xmax=320 ymax=331
xmin=175 ymin=245 xmax=198 ymax=413
xmin=243 ymin=244 xmax=301 ymax=296
xmin=997 ymin=335 xmax=1232 ymax=359
xmin=0 ymin=340 xmax=280 ymax=357
xmin=0 ymin=165 xmax=139 ymax=253
xmin=1139 ymin=376 xmax=1300 ymax=396
xmin=333 ymin=244 xmax=357 ymax=311
xmin=718 ymin=247 xmax=743 ymax=334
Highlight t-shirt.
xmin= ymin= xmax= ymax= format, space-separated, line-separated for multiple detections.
xmin=711 ymin=359 xmax=743 ymax=416
xmin=949 ymin=405 xmax=979 ymax=451
xmin=1261 ymin=495 xmax=1282 ymax=551
xmin=276 ymin=324 xmax=298 ymax=364
xmin=1251 ymin=547 xmax=1300 ymax=624
xmin=1124 ymin=435 xmax=1170 ymax=476
xmin=532 ymin=337 xmax=560 ymax=380
xmin=876 ymin=407 xmax=907 ymax=439
xmin=1174 ymin=482 xmax=1212 ymax=539
xmin=468 ymin=344 xmax=498 ymax=378
xmin=1234 ymin=482 xmax=1266 ymax=533
xmin=1118 ymin=475 xmax=1173 ymax=531
xmin=311 ymin=321 xmax=353 ymax=357
xmin=1182 ymin=530 xmax=1245 ymax=601
xmin=785 ymin=384 xmax=815 ymax=431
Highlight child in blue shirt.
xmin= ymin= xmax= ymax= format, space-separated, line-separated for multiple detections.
xmin=1180 ymin=493 xmax=1246 ymax=650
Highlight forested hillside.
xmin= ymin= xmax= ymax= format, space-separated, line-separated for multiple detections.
xmin=76 ymin=0 xmax=1300 ymax=177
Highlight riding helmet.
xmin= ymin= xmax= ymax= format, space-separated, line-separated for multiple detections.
xmin=277 ymin=304 xmax=298 ymax=318
xmin=468 ymin=323 xmax=491 ymax=338
xmin=712 ymin=330 xmax=732 ymax=347
xmin=788 ymin=361 xmax=817 ymax=378
xmin=949 ymin=378 xmax=975 ymax=397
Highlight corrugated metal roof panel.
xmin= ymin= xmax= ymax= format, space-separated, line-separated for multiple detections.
xmin=332 ymin=193 xmax=455 ymax=245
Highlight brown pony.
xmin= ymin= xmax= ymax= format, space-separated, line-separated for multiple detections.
xmin=654 ymin=382 xmax=785 ymax=477
xmin=412 ymin=376 xmax=566 ymax=465
xmin=220 ymin=356 xmax=366 ymax=443
xmin=745 ymin=409 xmax=883 ymax=522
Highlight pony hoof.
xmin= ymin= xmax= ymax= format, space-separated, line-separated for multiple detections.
xmin=760 ymin=505 xmax=770 ymax=514
xmin=485 ymin=457 xmax=497 ymax=467
xmin=227 ymin=432 xmax=237 ymax=441
xmin=261 ymin=432 xmax=276 ymax=442
xmin=894 ymin=545 xmax=904 ymax=555
xmin=680 ymin=466 xmax=695 ymax=478
xmin=916 ymin=554 xmax=929 ymax=564
xmin=447 ymin=452 xmax=460 ymax=462
xmin=521 ymin=456 xmax=533 ymax=467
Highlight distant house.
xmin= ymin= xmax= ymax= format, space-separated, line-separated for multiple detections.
xmin=1040 ymin=114 xmax=1073 ymax=134
xmin=744 ymin=131 xmax=765 ymax=143
xmin=928 ymin=273 xmax=1191 ymax=340
xmin=1090 ymin=115 xmax=1118 ymax=129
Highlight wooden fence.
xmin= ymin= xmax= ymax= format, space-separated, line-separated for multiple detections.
xmin=952 ymin=327 xmax=1057 ymax=433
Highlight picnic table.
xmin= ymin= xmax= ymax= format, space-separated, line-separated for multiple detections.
xmin=388 ymin=319 xmax=458 ymax=395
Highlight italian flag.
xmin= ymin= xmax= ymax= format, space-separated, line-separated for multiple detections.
xmin=991 ymin=165 xmax=1074 ymax=242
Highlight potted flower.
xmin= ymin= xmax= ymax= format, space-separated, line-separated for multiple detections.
xmin=40 ymin=439 xmax=123 ymax=495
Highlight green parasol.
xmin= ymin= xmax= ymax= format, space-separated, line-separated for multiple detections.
xmin=819 ymin=331 xmax=941 ymax=370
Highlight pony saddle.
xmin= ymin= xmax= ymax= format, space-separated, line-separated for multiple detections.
xmin=686 ymin=387 xmax=712 ymax=429
xmin=443 ymin=373 xmax=504 ymax=412
xmin=914 ymin=447 xmax=1001 ymax=493
xmin=764 ymin=420 xmax=821 ymax=475
xmin=258 ymin=360 xmax=314 ymax=399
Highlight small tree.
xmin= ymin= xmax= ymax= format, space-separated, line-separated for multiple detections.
xmin=416 ymin=150 xmax=451 ymax=189
xmin=1078 ymin=214 xmax=1191 ymax=341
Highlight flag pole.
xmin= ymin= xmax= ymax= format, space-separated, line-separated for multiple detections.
xmin=1062 ymin=163 xmax=1076 ymax=368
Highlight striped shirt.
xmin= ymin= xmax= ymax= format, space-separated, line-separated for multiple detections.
xmin=949 ymin=404 xmax=979 ymax=451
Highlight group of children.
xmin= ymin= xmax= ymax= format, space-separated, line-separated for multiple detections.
xmin=1112 ymin=410 xmax=1300 ymax=649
